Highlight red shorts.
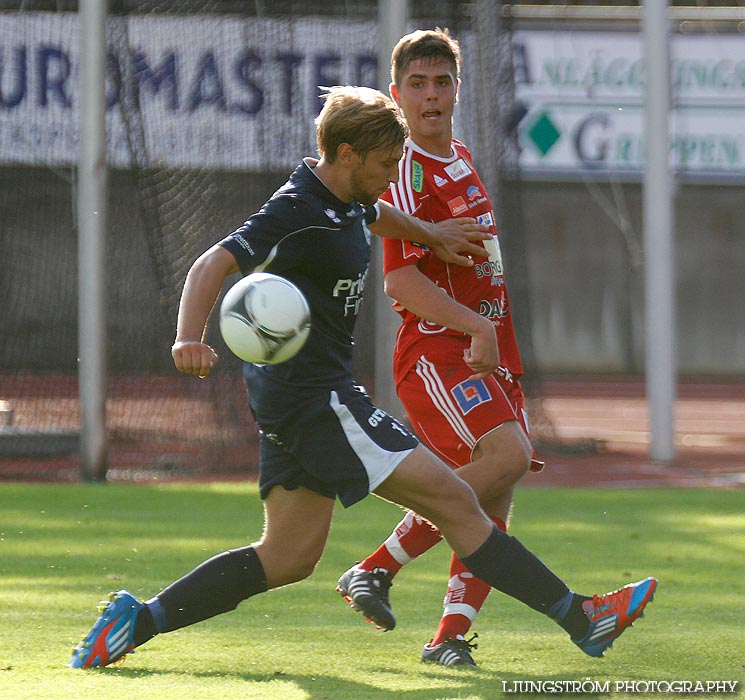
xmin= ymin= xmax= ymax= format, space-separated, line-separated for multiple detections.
xmin=397 ymin=355 xmax=530 ymax=469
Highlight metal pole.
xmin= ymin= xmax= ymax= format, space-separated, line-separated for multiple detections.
xmin=78 ymin=0 xmax=108 ymax=481
xmin=643 ymin=0 xmax=676 ymax=462
xmin=373 ymin=0 xmax=408 ymax=416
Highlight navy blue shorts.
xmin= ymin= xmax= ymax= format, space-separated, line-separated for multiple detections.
xmin=246 ymin=380 xmax=418 ymax=508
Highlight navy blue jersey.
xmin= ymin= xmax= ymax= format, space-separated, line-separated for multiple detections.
xmin=219 ymin=160 xmax=419 ymax=506
xmin=219 ymin=159 xmax=378 ymax=388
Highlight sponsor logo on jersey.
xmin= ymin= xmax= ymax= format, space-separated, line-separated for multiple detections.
xmin=444 ymin=158 xmax=472 ymax=182
xmin=476 ymin=211 xmax=494 ymax=228
xmin=333 ymin=269 xmax=367 ymax=316
xmin=466 ymin=185 xmax=483 ymax=201
xmin=412 ymin=160 xmax=424 ymax=192
xmin=464 ymin=185 xmax=487 ymax=208
xmin=447 ymin=196 xmax=468 ymax=216
xmin=475 ymin=261 xmax=505 ymax=281
xmin=451 ymin=378 xmax=492 ymax=415
xmin=434 ymin=173 xmax=448 ymax=187
xmin=233 ymin=234 xmax=255 ymax=256
xmin=478 ymin=295 xmax=510 ymax=319
xmin=481 ymin=234 xmax=505 ymax=281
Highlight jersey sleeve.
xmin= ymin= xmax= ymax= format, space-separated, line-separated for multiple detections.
xmin=382 ymin=236 xmax=429 ymax=275
xmin=364 ymin=203 xmax=379 ymax=225
xmin=380 ymin=169 xmax=430 ymax=276
xmin=218 ymin=195 xmax=311 ymax=276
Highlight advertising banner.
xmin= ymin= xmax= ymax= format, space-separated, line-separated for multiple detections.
xmin=2 ymin=14 xmax=744 ymax=179
xmin=0 ymin=14 xmax=378 ymax=170
xmin=513 ymin=30 xmax=745 ymax=179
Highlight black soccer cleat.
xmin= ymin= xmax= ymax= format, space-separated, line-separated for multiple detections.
xmin=421 ymin=634 xmax=479 ymax=667
xmin=336 ymin=565 xmax=396 ymax=631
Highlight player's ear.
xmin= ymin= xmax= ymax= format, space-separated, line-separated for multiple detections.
xmin=337 ymin=142 xmax=356 ymax=165
xmin=454 ymin=78 xmax=460 ymax=104
xmin=390 ymin=82 xmax=402 ymax=108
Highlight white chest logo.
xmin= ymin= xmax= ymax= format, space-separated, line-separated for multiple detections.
xmin=444 ymin=158 xmax=472 ymax=182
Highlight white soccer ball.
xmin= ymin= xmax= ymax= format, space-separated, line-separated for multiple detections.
xmin=219 ymin=272 xmax=311 ymax=365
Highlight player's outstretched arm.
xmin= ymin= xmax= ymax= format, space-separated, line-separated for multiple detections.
xmin=371 ymin=200 xmax=489 ymax=266
xmin=172 ymin=244 xmax=238 ymax=378
xmin=385 ymin=265 xmax=499 ymax=380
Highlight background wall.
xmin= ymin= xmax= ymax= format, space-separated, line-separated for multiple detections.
xmin=3 ymin=168 xmax=743 ymax=377
xmin=521 ymin=181 xmax=745 ymax=376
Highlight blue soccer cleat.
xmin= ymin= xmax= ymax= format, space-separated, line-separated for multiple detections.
xmin=573 ymin=576 xmax=658 ymax=657
xmin=67 ymin=590 xmax=143 ymax=668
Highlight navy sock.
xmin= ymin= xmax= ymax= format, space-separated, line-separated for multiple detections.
xmin=547 ymin=590 xmax=592 ymax=639
xmin=133 ymin=604 xmax=157 ymax=648
xmin=460 ymin=527 xmax=571 ymax=615
xmin=144 ymin=546 xmax=268 ymax=634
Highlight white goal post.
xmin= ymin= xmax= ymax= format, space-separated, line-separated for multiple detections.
xmin=78 ymin=0 xmax=108 ymax=481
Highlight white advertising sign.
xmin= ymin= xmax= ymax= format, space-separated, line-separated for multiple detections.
xmin=0 ymin=14 xmax=379 ymax=170
xmin=513 ymin=30 xmax=745 ymax=178
xmin=2 ymin=15 xmax=745 ymax=179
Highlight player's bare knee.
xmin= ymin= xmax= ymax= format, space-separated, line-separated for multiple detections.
xmin=253 ymin=540 xmax=322 ymax=587
xmin=283 ymin=558 xmax=319 ymax=584
xmin=509 ymin=441 xmax=532 ymax=480
xmin=474 ymin=424 xmax=532 ymax=485
xmin=419 ymin=473 xmax=482 ymax=530
xmin=269 ymin=553 xmax=319 ymax=586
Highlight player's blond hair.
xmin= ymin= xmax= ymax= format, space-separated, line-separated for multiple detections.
xmin=315 ymin=86 xmax=408 ymax=163
xmin=390 ymin=27 xmax=461 ymax=86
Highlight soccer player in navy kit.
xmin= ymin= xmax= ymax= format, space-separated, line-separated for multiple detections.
xmin=68 ymin=86 xmax=656 ymax=670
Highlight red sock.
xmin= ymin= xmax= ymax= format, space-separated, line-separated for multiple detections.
xmin=431 ymin=515 xmax=506 ymax=646
xmin=359 ymin=510 xmax=443 ymax=576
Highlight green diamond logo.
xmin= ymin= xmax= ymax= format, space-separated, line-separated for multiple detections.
xmin=526 ymin=111 xmax=561 ymax=156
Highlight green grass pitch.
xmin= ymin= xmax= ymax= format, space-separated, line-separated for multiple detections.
xmin=0 ymin=482 xmax=742 ymax=699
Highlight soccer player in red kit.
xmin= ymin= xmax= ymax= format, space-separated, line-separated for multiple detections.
xmin=338 ymin=28 xmax=543 ymax=666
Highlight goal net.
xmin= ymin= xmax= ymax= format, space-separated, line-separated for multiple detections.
xmin=0 ymin=0 xmax=569 ymax=482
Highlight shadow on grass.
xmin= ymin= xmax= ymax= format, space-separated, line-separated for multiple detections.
xmin=103 ymin=665 xmax=616 ymax=700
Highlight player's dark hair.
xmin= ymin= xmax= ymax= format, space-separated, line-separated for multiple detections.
xmin=390 ymin=27 xmax=461 ymax=86
xmin=315 ymin=85 xmax=408 ymax=162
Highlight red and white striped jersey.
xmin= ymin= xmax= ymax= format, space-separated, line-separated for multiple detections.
xmin=381 ymin=138 xmax=523 ymax=386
